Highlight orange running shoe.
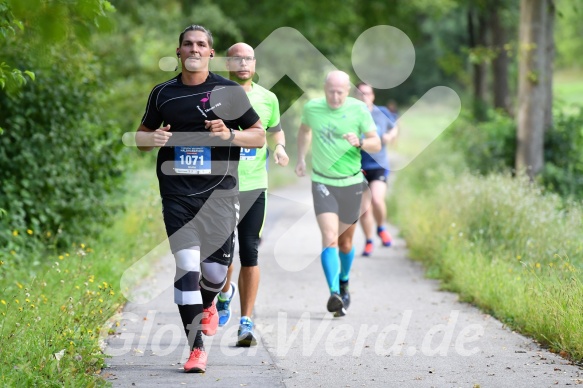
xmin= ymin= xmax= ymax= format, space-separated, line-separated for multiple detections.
xmin=184 ymin=348 xmax=207 ymax=373
xmin=378 ymin=228 xmax=392 ymax=247
xmin=201 ymin=301 xmax=218 ymax=336
xmin=362 ymin=240 xmax=374 ymax=256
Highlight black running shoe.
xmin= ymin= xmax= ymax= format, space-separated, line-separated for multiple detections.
xmin=339 ymin=280 xmax=350 ymax=309
xmin=327 ymin=292 xmax=346 ymax=317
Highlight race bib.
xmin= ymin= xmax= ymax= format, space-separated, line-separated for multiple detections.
xmin=174 ymin=146 xmax=211 ymax=174
xmin=240 ymin=148 xmax=257 ymax=161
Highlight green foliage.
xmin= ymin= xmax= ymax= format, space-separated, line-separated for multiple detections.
xmin=211 ymin=0 xmax=467 ymax=109
xmin=0 ymin=62 xmax=34 ymax=91
xmin=0 ymin=1 xmax=23 ymax=37
xmin=542 ymin=106 xmax=583 ymax=198
xmin=1 ymin=0 xmax=114 ymax=92
xmin=7 ymin=0 xmax=115 ymax=45
xmin=446 ymin=108 xmax=516 ymax=174
xmin=555 ymin=1 xmax=583 ymax=69
xmin=0 ymin=57 xmax=125 ymax=249
xmin=0 ymin=0 xmax=122 ymax=250
xmin=447 ymin=104 xmax=583 ymax=200
xmin=0 ymin=1 xmax=30 ymax=91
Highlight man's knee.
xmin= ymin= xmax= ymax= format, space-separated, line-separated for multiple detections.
xmin=321 ymin=229 xmax=338 ymax=243
xmin=338 ymin=240 xmax=353 ymax=252
xmin=200 ymin=259 xmax=228 ymax=291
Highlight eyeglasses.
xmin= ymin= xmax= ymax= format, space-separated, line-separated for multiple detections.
xmin=227 ymin=56 xmax=255 ymax=64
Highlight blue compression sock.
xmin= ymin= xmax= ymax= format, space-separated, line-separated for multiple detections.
xmin=321 ymin=247 xmax=340 ymax=294
xmin=339 ymin=247 xmax=355 ymax=282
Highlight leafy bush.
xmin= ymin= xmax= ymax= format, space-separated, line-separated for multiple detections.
xmin=0 ymin=53 xmax=125 ymax=250
xmin=446 ymin=108 xmax=516 ymax=174
xmin=447 ymin=105 xmax=583 ymax=200
xmin=542 ymin=106 xmax=583 ymax=199
xmin=0 ymin=0 xmax=123 ymax=252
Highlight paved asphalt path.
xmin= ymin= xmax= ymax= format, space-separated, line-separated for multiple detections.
xmin=102 ymin=178 xmax=582 ymax=387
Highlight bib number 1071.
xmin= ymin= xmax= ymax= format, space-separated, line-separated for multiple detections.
xmin=179 ymin=154 xmax=204 ymax=165
xmin=174 ymin=146 xmax=211 ymax=174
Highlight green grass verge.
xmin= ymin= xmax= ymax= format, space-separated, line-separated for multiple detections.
xmin=555 ymin=68 xmax=583 ymax=114
xmin=389 ymin=139 xmax=583 ymax=363
xmin=0 ymin=160 xmax=166 ymax=386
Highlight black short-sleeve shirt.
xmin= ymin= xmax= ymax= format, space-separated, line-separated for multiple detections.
xmin=141 ymin=73 xmax=260 ymax=198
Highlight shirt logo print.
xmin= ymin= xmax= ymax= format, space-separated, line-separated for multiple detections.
xmin=200 ymin=92 xmax=211 ymax=110
xmin=319 ymin=122 xmax=337 ymax=146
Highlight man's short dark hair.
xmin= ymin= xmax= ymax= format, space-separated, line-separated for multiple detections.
xmin=179 ymin=25 xmax=213 ymax=47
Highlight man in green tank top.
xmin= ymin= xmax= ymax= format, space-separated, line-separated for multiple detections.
xmin=217 ymin=42 xmax=289 ymax=346
xmin=295 ymin=70 xmax=381 ymax=317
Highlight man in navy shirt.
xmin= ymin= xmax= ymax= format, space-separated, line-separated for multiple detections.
xmin=356 ymin=82 xmax=398 ymax=257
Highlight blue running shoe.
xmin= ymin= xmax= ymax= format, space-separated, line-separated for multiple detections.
xmin=237 ymin=317 xmax=257 ymax=347
xmin=217 ymin=282 xmax=237 ymax=327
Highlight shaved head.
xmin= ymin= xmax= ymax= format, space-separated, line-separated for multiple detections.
xmin=227 ymin=42 xmax=254 ymax=57
xmin=324 ymin=70 xmax=351 ymax=109
xmin=226 ymin=42 xmax=256 ymax=86
xmin=325 ymin=70 xmax=350 ymax=87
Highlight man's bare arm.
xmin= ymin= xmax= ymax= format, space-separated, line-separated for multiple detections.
xmin=206 ymin=119 xmax=265 ymax=148
xmin=135 ymin=123 xmax=172 ymax=152
xmin=295 ymin=123 xmax=312 ymax=177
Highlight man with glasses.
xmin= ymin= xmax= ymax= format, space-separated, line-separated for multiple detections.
xmin=217 ymin=42 xmax=289 ymax=347
xmin=356 ymin=82 xmax=398 ymax=257
xmin=135 ymin=25 xmax=264 ymax=373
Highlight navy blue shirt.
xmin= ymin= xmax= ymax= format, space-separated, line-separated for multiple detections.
xmin=361 ymin=105 xmax=394 ymax=171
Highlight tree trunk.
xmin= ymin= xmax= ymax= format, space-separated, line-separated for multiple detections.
xmin=516 ymin=0 xmax=549 ymax=179
xmin=491 ymin=5 xmax=511 ymax=115
xmin=544 ymin=0 xmax=555 ymax=131
xmin=468 ymin=9 xmax=488 ymax=121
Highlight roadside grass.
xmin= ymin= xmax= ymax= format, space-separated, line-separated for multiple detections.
xmin=0 ymin=160 xmax=166 ymax=386
xmin=389 ymin=138 xmax=583 ymax=363
xmin=554 ymin=68 xmax=583 ymax=112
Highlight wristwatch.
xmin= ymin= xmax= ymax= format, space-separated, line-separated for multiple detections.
xmin=357 ymin=138 xmax=363 ymax=148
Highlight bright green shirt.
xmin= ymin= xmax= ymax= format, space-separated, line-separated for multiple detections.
xmin=301 ymin=97 xmax=376 ymax=187
xmin=238 ymin=82 xmax=281 ymax=191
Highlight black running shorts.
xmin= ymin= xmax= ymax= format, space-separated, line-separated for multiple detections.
xmin=162 ymin=195 xmax=237 ymax=266
xmin=363 ymin=168 xmax=389 ymax=183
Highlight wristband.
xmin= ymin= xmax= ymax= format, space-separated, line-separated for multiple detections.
xmin=357 ymin=138 xmax=363 ymax=148
xmin=275 ymin=143 xmax=286 ymax=150
xmin=228 ymin=128 xmax=236 ymax=142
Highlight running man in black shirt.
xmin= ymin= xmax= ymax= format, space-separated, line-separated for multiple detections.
xmin=135 ymin=24 xmax=264 ymax=373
